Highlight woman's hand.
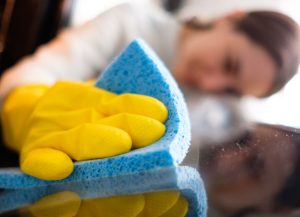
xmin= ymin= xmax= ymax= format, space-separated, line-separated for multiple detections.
xmin=1 ymin=81 xmax=168 ymax=180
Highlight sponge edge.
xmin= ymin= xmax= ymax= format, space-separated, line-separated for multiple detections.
xmin=0 ymin=166 xmax=207 ymax=217
xmin=0 ymin=39 xmax=191 ymax=189
xmin=96 ymin=39 xmax=191 ymax=165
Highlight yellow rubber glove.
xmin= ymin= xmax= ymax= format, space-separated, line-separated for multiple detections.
xmin=1 ymin=84 xmax=49 ymax=152
xmin=2 ymin=81 xmax=168 ymax=180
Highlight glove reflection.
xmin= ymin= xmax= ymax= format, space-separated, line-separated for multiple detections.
xmin=21 ymin=191 xmax=188 ymax=217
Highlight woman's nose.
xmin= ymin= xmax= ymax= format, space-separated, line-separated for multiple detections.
xmin=198 ymin=69 xmax=236 ymax=92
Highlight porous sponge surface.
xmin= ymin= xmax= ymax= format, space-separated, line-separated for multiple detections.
xmin=0 ymin=39 xmax=190 ymax=189
xmin=0 ymin=166 xmax=207 ymax=217
xmin=96 ymin=39 xmax=190 ymax=166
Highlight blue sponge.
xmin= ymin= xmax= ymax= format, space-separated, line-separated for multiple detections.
xmin=0 ymin=39 xmax=190 ymax=189
xmin=0 ymin=166 xmax=207 ymax=217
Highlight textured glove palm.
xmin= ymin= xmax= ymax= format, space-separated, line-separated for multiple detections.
xmin=2 ymin=81 xmax=167 ymax=180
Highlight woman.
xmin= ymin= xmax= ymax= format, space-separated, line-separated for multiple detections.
xmin=0 ymin=2 xmax=299 ymax=99
xmin=0 ymin=2 xmax=299 ymax=180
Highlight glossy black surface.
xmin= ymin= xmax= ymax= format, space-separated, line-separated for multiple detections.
xmin=199 ymin=123 xmax=300 ymax=217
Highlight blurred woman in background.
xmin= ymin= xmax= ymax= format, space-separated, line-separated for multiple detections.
xmin=0 ymin=2 xmax=299 ymax=101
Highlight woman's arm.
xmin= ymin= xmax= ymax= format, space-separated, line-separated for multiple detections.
xmin=0 ymin=3 xmax=135 ymax=106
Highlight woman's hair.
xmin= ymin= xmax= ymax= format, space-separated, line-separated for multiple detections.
xmin=185 ymin=11 xmax=300 ymax=96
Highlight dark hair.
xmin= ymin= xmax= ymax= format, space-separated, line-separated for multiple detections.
xmin=185 ymin=11 xmax=300 ymax=96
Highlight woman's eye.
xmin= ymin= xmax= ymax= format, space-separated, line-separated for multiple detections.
xmin=224 ymin=56 xmax=240 ymax=77
xmin=224 ymin=57 xmax=233 ymax=74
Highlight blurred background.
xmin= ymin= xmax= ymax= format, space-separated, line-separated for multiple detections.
xmin=71 ymin=0 xmax=300 ymax=128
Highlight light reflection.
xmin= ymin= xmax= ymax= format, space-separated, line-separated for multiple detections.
xmin=17 ymin=190 xmax=188 ymax=217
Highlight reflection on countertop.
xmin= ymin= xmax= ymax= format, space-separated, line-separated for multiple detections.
xmin=7 ymin=190 xmax=188 ymax=217
xmin=199 ymin=123 xmax=300 ymax=217
xmin=0 ymin=166 xmax=207 ymax=217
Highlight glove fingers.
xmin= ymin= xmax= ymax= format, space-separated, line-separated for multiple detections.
xmin=104 ymin=93 xmax=168 ymax=123
xmin=97 ymin=113 xmax=166 ymax=148
xmin=26 ymin=191 xmax=81 ymax=217
xmin=21 ymin=148 xmax=74 ymax=180
xmin=24 ymin=123 xmax=132 ymax=162
xmin=35 ymin=82 xmax=167 ymax=123
xmin=33 ymin=82 xmax=116 ymax=112
xmin=27 ymin=108 xmax=104 ymax=133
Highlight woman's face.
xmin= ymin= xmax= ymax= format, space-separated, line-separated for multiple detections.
xmin=173 ymin=19 xmax=276 ymax=97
